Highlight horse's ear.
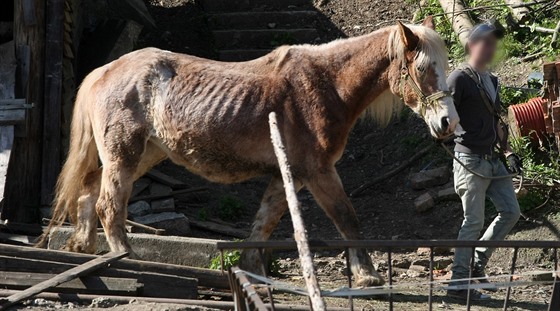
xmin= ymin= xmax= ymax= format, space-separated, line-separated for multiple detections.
xmin=422 ymin=16 xmax=435 ymax=30
xmin=397 ymin=21 xmax=419 ymax=51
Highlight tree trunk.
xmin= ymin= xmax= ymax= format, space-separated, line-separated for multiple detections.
xmin=438 ymin=0 xmax=474 ymax=47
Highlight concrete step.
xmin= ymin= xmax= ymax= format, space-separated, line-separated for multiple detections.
xmin=201 ymin=0 xmax=313 ymax=13
xmin=213 ymin=28 xmax=319 ymax=49
xmin=208 ymin=11 xmax=318 ymax=30
xmin=218 ymin=49 xmax=272 ymax=61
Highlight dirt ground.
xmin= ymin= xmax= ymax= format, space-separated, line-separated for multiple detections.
xmin=13 ymin=0 xmax=557 ymax=310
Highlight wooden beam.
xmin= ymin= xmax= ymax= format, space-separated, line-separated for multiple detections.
xmin=129 ymin=186 xmax=207 ymax=202
xmin=146 ymin=169 xmax=187 ymax=189
xmin=0 ymin=244 xmax=228 ymax=289
xmin=41 ymin=0 xmax=65 ymax=206
xmin=0 ymin=256 xmax=198 ymax=299
xmin=0 ymin=251 xmax=127 ymax=310
xmin=0 ymin=271 xmax=141 ymax=295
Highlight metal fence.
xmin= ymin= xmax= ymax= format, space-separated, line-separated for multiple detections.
xmin=218 ymin=239 xmax=560 ymax=311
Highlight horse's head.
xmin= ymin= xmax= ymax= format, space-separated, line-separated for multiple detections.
xmin=388 ymin=17 xmax=460 ymax=139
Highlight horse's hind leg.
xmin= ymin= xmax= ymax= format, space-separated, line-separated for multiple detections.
xmin=304 ymin=168 xmax=385 ymax=287
xmin=96 ymin=139 xmax=166 ymax=254
xmin=64 ymin=141 xmax=166 ymax=254
xmin=240 ymin=176 xmax=303 ymax=273
xmin=64 ymin=169 xmax=102 ymax=253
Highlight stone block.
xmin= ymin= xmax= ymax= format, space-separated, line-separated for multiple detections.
xmin=48 ymin=227 xmax=220 ymax=267
xmin=410 ymin=166 xmax=451 ymax=190
xmin=133 ymin=212 xmax=190 ymax=236
xmin=151 ymin=198 xmax=175 ymax=213
xmin=128 ymin=200 xmax=151 ymax=218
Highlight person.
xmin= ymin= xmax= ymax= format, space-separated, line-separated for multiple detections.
xmin=446 ymin=22 xmax=523 ymax=301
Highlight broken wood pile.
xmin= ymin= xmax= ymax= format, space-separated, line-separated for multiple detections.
xmin=125 ymin=169 xmax=249 ymax=239
xmin=0 ymin=243 xmax=231 ymax=309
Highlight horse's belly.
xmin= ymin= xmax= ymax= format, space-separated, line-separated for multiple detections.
xmin=166 ymin=145 xmax=275 ymax=184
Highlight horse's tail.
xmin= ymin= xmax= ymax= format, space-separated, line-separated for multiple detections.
xmin=36 ymin=69 xmax=102 ymax=248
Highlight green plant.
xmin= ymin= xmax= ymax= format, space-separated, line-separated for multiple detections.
xmin=218 ymin=195 xmax=245 ymax=220
xmin=510 ymin=135 xmax=560 ymax=186
xmin=499 ymin=86 xmax=539 ymax=108
xmin=209 ymin=250 xmax=241 ymax=270
xmin=197 ymin=208 xmax=209 ymax=221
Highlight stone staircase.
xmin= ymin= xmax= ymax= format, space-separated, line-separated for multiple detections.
xmin=200 ymin=0 xmax=320 ymax=61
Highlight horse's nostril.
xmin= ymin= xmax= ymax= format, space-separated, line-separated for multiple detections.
xmin=441 ymin=117 xmax=449 ymax=130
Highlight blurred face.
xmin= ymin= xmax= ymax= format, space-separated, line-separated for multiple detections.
xmin=467 ymin=35 xmax=498 ymax=66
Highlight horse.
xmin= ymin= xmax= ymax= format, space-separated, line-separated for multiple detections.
xmin=42 ymin=16 xmax=459 ymax=287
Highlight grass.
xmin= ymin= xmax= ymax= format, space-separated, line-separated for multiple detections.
xmin=217 ymin=195 xmax=245 ymax=221
xmin=209 ymin=250 xmax=241 ymax=270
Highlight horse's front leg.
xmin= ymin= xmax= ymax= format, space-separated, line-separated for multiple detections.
xmin=240 ymin=176 xmax=303 ymax=273
xmin=305 ymin=168 xmax=385 ymax=287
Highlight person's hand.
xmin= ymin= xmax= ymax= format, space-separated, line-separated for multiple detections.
xmin=506 ymin=153 xmax=523 ymax=174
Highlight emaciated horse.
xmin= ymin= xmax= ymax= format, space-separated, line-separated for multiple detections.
xmin=43 ymin=17 xmax=459 ymax=287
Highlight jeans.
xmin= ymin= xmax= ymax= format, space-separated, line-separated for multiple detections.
xmin=450 ymin=152 xmax=521 ymax=284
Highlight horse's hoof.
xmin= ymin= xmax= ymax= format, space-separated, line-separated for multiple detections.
xmin=355 ymin=271 xmax=385 ymax=287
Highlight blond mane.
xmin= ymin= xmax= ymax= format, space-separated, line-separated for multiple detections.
xmin=364 ymin=24 xmax=449 ymax=127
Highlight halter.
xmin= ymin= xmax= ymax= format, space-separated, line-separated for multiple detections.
xmin=399 ymin=66 xmax=451 ymax=118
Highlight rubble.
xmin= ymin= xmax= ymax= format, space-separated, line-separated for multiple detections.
xmin=128 ymin=201 xmax=151 ymax=218
xmin=414 ymin=192 xmax=435 ymax=212
xmin=437 ymin=187 xmax=460 ymax=202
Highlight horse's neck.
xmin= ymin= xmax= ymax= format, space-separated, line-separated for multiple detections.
xmin=323 ymin=30 xmax=394 ymax=120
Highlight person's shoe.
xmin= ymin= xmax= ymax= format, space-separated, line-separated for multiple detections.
xmin=447 ymin=289 xmax=491 ymax=301
xmin=472 ymin=268 xmax=498 ymax=292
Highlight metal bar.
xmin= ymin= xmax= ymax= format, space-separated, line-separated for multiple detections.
xmin=466 ymin=247 xmax=475 ymax=311
xmin=503 ymin=247 xmax=519 ymax=310
xmin=387 ymin=248 xmax=393 ymax=311
xmin=217 ymin=240 xmax=560 ymax=251
xmin=345 ymin=247 xmax=353 ymax=311
xmin=548 ymin=248 xmax=559 ymax=311
xmin=428 ymin=247 xmax=434 ymax=311
xmin=231 ymin=267 xmax=268 ymax=311
xmin=258 ymin=248 xmax=276 ymax=311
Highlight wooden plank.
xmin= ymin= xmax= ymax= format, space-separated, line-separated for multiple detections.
xmin=2 ymin=0 xmax=45 ymax=222
xmin=0 ymin=251 xmax=127 ymax=310
xmin=0 ymin=111 xmax=25 ymax=124
xmin=189 ymin=219 xmax=249 ymax=239
xmin=0 ymin=126 xmax=13 ymax=204
xmin=0 ymin=233 xmax=35 ymax=245
xmin=0 ymin=272 xmax=140 ymax=295
xmin=146 ymin=169 xmax=186 ymax=188
xmin=0 ymin=244 xmax=228 ymax=289
xmin=129 ymin=186 xmax=207 ymax=203
xmin=22 ymin=0 xmax=37 ymax=26
xmin=41 ymin=0 xmax=65 ymax=206
xmin=0 ymin=256 xmax=198 ymax=299
xmin=0 ymin=222 xmax=43 ymax=236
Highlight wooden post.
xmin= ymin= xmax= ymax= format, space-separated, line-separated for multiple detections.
xmin=438 ymin=0 xmax=474 ymax=47
xmin=268 ymin=112 xmax=325 ymax=311
xmin=41 ymin=0 xmax=65 ymax=207
xmin=2 ymin=0 xmax=45 ymax=222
